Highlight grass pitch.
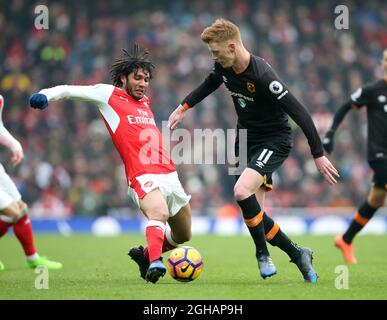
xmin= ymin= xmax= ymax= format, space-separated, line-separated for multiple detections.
xmin=1 ymin=234 xmax=386 ymax=300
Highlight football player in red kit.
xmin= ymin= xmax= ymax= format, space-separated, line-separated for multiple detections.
xmin=29 ymin=45 xmax=192 ymax=283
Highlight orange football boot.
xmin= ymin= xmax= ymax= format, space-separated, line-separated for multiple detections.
xmin=334 ymin=235 xmax=357 ymax=264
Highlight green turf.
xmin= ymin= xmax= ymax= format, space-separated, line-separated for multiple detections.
xmin=0 ymin=234 xmax=386 ymax=300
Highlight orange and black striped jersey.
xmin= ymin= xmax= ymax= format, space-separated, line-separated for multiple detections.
xmin=350 ymin=79 xmax=387 ymax=161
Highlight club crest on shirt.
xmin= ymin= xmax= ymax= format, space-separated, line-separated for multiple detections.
xmin=377 ymin=95 xmax=386 ymax=103
xmin=247 ymin=81 xmax=255 ymax=93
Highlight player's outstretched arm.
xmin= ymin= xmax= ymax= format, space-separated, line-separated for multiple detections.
xmin=29 ymin=84 xmax=114 ymax=109
xmin=258 ymin=63 xmax=325 ymax=159
xmin=314 ymin=155 xmax=340 ymax=185
xmin=322 ymin=101 xmax=352 ymax=154
xmin=257 ymin=64 xmax=340 ymax=184
xmin=168 ymin=68 xmax=223 ymax=130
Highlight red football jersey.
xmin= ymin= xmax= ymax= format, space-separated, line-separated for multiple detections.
xmin=40 ymin=84 xmax=175 ymax=184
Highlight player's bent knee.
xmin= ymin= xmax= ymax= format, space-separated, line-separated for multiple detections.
xmin=170 ymin=223 xmax=192 ymax=244
xmin=233 ymin=185 xmax=251 ymax=201
xmin=1 ymin=202 xmax=21 ymax=220
xmin=180 ymin=231 xmax=192 ymax=243
xmin=146 ymin=208 xmax=169 ymax=222
xmin=18 ymin=200 xmax=28 ymax=212
xmin=368 ymin=190 xmax=386 ymax=208
xmin=173 ymin=231 xmax=191 ymax=244
xmin=2 ymin=211 xmax=19 ymax=220
xmin=367 ymin=197 xmax=384 ymax=209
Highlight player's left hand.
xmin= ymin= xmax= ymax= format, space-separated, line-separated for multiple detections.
xmin=10 ymin=148 xmax=24 ymax=166
xmin=314 ymin=156 xmax=340 ymax=185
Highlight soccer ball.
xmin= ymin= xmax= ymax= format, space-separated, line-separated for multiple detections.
xmin=167 ymin=246 xmax=203 ymax=282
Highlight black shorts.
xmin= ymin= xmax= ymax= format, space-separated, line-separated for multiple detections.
xmin=235 ymin=139 xmax=292 ymax=191
xmin=369 ymin=160 xmax=387 ymax=190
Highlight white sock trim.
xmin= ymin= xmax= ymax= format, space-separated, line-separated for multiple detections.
xmin=0 ymin=208 xmax=28 ymax=224
xmin=146 ymin=220 xmax=166 ymax=232
xmin=26 ymin=253 xmax=39 ymax=262
xmin=165 ymin=225 xmax=179 ymax=246
xmin=0 ymin=215 xmax=14 ymax=223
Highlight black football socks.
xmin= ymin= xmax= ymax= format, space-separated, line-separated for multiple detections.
xmin=237 ymin=194 xmax=269 ymax=258
xmin=263 ymin=212 xmax=301 ymax=261
xmin=343 ymin=201 xmax=378 ymax=244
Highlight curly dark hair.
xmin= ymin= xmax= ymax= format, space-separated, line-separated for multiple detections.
xmin=110 ymin=43 xmax=155 ymax=87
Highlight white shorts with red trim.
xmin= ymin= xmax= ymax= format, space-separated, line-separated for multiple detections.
xmin=0 ymin=164 xmax=21 ymax=211
xmin=128 ymin=171 xmax=191 ymax=217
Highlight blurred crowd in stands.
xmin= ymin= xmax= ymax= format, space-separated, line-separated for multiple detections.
xmin=0 ymin=0 xmax=386 ymax=218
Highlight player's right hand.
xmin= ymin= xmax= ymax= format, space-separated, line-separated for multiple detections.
xmin=322 ymin=129 xmax=335 ymax=154
xmin=167 ymin=104 xmax=186 ymax=130
xmin=29 ymin=93 xmax=48 ymax=110
xmin=314 ymin=155 xmax=340 ymax=185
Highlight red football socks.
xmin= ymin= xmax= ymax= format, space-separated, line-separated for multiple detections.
xmin=12 ymin=215 xmax=36 ymax=256
xmin=144 ymin=232 xmax=177 ymax=261
xmin=0 ymin=220 xmax=12 ymax=237
xmin=145 ymin=220 xmax=166 ymax=262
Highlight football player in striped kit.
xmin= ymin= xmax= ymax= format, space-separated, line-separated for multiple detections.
xmin=323 ymin=49 xmax=387 ymax=264
xmin=168 ymin=18 xmax=339 ymax=282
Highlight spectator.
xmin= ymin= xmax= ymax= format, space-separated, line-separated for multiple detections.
xmin=1 ymin=0 xmax=386 ymax=217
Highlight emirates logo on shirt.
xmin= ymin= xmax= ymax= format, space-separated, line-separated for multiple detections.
xmin=127 ymin=109 xmax=156 ymax=125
